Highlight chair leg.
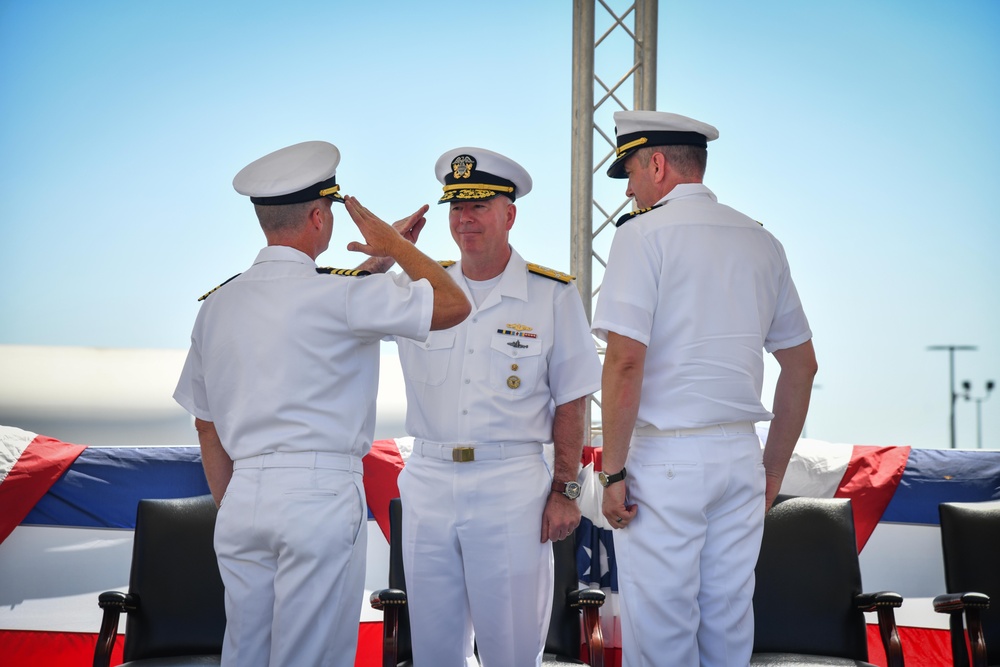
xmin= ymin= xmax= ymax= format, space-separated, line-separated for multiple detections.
xmin=581 ymin=606 xmax=604 ymax=667
xmin=382 ymin=606 xmax=399 ymax=667
xmin=875 ymin=606 xmax=905 ymax=667
xmin=949 ymin=613 xmax=970 ymax=667
xmin=966 ymin=608 xmax=988 ymax=667
xmin=92 ymin=609 xmax=120 ymax=667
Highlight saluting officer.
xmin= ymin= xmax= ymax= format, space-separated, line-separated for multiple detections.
xmin=173 ymin=140 xmax=469 ymax=667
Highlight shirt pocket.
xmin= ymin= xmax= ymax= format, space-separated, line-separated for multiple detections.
xmin=489 ymin=334 xmax=543 ymax=396
xmin=400 ymin=330 xmax=457 ymax=387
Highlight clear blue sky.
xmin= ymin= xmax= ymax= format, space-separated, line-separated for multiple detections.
xmin=2 ymin=0 xmax=998 ymax=450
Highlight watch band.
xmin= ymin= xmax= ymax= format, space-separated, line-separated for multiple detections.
xmin=552 ymin=480 xmax=582 ymax=499
xmin=599 ymin=467 xmax=627 ymax=487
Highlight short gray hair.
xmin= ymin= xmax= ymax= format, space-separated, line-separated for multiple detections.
xmin=635 ymin=145 xmax=707 ymax=179
xmin=254 ymin=200 xmax=321 ymax=234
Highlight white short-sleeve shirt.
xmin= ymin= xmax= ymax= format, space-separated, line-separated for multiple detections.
xmin=173 ymin=245 xmax=433 ymax=459
xmin=394 ymin=247 xmax=602 ymax=445
xmin=592 ymin=183 xmax=812 ymax=429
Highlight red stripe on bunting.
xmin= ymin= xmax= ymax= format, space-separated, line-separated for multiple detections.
xmin=0 ymin=435 xmax=86 ymax=543
xmin=0 ymin=623 xmax=386 ymax=666
xmin=362 ymin=439 xmax=406 ymax=542
xmin=866 ymin=623 xmax=951 ymax=667
xmin=834 ymin=445 xmax=911 ymax=551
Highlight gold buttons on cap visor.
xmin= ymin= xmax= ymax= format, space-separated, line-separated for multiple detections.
xmin=507 ymin=376 xmax=521 ymax=389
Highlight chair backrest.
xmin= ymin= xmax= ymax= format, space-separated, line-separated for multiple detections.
xmin=123 ymin=495 xmax=226 ymax=662
xmin=753 ymin=496 xmax=868 ymax=660
xmin=939 ymin=500 xmax=1000 ymax=665
xmin=386 ymin=497 xmax=584 ymax=662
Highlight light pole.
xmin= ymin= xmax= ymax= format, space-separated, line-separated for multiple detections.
xmin=927 ymin=345 xmax=977 ymax=449
xmin=960 ymin=380 xmax=995 ymax=449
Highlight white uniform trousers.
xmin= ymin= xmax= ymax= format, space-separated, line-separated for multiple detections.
xmin=215 ymin=453 xmax=367 ymax=667
xmin=398 ymin=446 xmax=554 ymax=667
xmin=614 ymin=434 xmax=765 ymax=667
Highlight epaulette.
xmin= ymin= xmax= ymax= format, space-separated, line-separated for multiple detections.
xmin=316 ymin=267 xmax=371 ymax=277
xmin=527 ymin=262 xmax=573 ymax=284
xmin=616 ymin=202 xmax=664 ymax=227
xmin=439 ymin=260 xmax=456 ymax=268
xmin=198 ymin=273 xmax=241 ymax=301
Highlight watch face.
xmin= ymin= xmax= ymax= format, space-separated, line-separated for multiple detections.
xmin=598 ymin=471 xmax=609 ymax=487
xmin=565 ymin=481 xmax=582 ymax=499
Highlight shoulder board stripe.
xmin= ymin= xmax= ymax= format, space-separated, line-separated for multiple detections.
xmin=526 ymin=262 xmax=573 ymax=284
xmin=615 ymin=202 xmax=665 ymax=227
xmin=316 ymin=267 xmax=371 ymax=277
xmin=198 ymin=273 xmax=241 ymax=301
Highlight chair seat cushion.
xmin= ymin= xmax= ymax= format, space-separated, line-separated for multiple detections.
xmin=541 ymin=653 xmax=588 ymax=665
xmin=120 ymin=656 xmax=221 ymax=667
xmin=751 ymin=653 xmax=877 ymax=667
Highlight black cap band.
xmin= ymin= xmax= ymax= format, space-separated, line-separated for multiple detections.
xmin=250 ymin=175 xmax=343 ymax=206
xmin=615 ymin=130 xmax=708 ymax=156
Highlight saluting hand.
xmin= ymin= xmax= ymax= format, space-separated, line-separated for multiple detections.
xmin=344 ymin=196 xmax=407 ymax=258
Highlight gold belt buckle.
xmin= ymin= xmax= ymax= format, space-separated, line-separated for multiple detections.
xmin=452 ymin=447 xmax=475 ymax=463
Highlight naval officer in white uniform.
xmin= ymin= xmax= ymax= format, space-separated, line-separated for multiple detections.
xmin=376 ymin=147 xmax=602 ymax=666
xmin=173 ymin=140 xmax=470 ymax=667
xmin=594 ymin=111 xmax=818 ymax=667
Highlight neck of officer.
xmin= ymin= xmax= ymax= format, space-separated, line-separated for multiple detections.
xmin=461 ymin=244 xmax=512 ymax=282
xmin=265 ymin=228 xmax=322 ymax=261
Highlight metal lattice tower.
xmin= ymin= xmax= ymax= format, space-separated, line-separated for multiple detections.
xmin=571 ymin=0 xmax=658 ymax=440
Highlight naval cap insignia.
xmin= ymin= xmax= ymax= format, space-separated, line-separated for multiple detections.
xmin=451 ymin=155 xmax=476 ymax=179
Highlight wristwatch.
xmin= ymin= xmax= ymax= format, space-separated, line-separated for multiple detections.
xmin=598 ymin=467 xmax=627 ymax=487
xmin=552 ymin=480 xmax=582 ymax=500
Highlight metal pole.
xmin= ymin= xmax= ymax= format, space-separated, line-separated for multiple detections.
xmin=634 ymin=0 xmax=658 ymax=110
xmin=927 ymin=345 xmax=977 ymax=449
xmin=976 ymin=398 xmax=983 ymax=449
xmin=571 ymin=0 xmax=594 ymax=317
xmin=949 ymin=347 xmax=957 ymax=449
xmin=571 ymin=0 xmax=595 ymax=447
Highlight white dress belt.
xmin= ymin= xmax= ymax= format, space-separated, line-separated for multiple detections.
xmin=233 ymin=451 xmax=363 ymax=472
xmin=413 ymin=439 xmax=543 ymax=463
xmin=634 ymin=421 xmax=757 ymax=438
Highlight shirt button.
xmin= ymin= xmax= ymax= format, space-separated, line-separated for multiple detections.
xmin=468 ymin=349 xmax=474 ymax=354
xmin=472 ymin=317 xmax=478 ymax=323
xmin=464 ymin=378 xmax=470 ymax=384
xmin=462 ymin=409 xmax=468 ymax=415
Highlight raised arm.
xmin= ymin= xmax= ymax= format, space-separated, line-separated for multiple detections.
xmin=344 ymin=196 xmax=469 ymax=330
xmin=354 ymin=204 xmax=428 ymax=274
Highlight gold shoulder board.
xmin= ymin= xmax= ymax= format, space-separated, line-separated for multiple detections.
xmin=316 ymin=267 xmax=371 ymax=277
xmin=439 ymin=260 xmax=457 ymax=268
xmin=198 ymin=273 xmax=241 ymax=301
xmin=527 ymin=262 xmax=573 ymax=284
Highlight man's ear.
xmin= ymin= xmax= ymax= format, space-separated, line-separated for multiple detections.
xmin=651 ymin=151 xmax=669 ymax=183
xmin=505 ymin=202 xmax=516 ymax=230
xmin=308 ymin=204 xmax=325 ymax=230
